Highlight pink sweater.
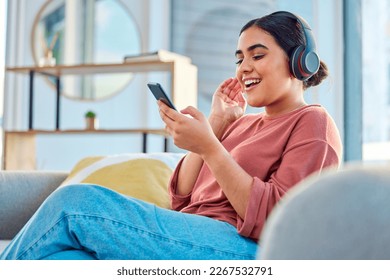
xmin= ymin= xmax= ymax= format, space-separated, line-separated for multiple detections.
xmin=169 ymin=105 xmax=342 ymax=241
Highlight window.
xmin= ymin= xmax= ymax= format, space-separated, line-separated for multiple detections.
xmin=0 ymin=0 xmax=7 ymax=160
xmin=362 ymin=0 xmax=390 ymax=163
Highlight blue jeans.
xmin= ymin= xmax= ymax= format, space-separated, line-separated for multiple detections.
xmin=0 ymin=184 xmax=258 ymax=260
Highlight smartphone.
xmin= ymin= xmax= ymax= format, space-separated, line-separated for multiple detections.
xmin=147 ymin=82 xmax=177 ymax=111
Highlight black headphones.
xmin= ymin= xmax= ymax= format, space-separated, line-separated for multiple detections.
xmin=270 ymin=11 xmax=320 ymax=81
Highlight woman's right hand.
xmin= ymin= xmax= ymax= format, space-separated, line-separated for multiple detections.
xmin=209 ymin=78 xmax=246 ymax=138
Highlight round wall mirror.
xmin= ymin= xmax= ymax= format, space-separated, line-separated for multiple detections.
xmin=31 ymin=0 xmax=142 ymax=100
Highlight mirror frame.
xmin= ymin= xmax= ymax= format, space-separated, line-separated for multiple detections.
xmin=30 ymin=0 xmax=143 ymax=101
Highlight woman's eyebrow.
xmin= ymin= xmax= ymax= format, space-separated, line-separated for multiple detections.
xmin=235 ymin=43 xmax=269 ymax=56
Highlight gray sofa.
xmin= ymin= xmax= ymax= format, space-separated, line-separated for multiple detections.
xmin=0 ymin=171 xmax=68 ymax=253
xmin=2 ymin=165 xmax=390 ymax=259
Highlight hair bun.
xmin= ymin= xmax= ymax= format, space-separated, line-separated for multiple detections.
xmin=304 ymin=61 xmax=328 ymax=89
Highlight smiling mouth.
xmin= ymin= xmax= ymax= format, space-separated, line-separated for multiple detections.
xmin=244 ymin=78 xmax=261 ymax=89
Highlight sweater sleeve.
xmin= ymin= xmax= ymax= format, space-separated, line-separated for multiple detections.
xmin=168 ymin=155 xmax=192 ymax=211
xmin=236 ymin=108 xmax=342 ymax=240
xmin=237 ymin=138 xmax=341 ymax=240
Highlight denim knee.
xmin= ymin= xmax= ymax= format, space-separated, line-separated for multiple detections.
xmin=44 ymin=184 xmax=106 ymax=215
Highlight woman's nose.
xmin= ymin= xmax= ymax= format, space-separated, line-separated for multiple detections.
xmin=237 ymin=58 xmax=253 ymax=73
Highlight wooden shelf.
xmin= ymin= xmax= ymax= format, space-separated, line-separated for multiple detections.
xmin=6 ymin=52 xmax=198 ymax=130
xmin=3 ymin=129 xmax=170 ymax=170
xmin=4 ymin=51 xmax=197 ymax=170
xmin=6 ymin=50 xmax=193 ymax=77
xmin=6 ymin=61 xmax=177 ymax=77
xmin=5 ymin=129 xmax=169 ymax=136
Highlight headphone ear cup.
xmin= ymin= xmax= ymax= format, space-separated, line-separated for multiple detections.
xmin=290 ymin=45 xmax=305 ymax=80
xmin=290 ymin=45 xmax=319 ymax=81
xmin=301 ymin=50 xmax=320 ymax=78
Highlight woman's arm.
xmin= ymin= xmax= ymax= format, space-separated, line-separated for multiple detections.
xmin=174 ymin=114 xmax=238 ymax=196
xmin=159 ymin=78 xmax=250 ymax=217
xmin=160 ymin=103 xmax=252 ymax=218
xmin=202 ymin=142 xmax=254 ymax=219
xmin=161 ymin=78 xmax=245 ymax=197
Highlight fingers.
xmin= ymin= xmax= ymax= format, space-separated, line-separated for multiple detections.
xmin=180 ymin=106 xmax=204 ymax=121
xmin=158 ymin=100 xmax=176 ymax=125
xmin=218 ymin=78 xmax=241 ymax=100
xmin=226 ymin=79 xmax=242 ymax=101
xmin=217 ymin=77 xmax=235 ymax=93
xmin=237 ymin=91 xmax=246 ymax=102
xmin=228 ymin=81 xmax=242 ymax=100
xmin=219 ymin=77 xmax=235 ymax=88
xmin=159 ymin=102 xmax=204 ymax=128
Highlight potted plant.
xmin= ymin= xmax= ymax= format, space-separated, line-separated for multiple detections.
xmin=85 ymin=110 xmax=98 ymax=130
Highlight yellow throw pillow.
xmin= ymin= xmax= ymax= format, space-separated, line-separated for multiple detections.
xmin=60 ymin=153 xmax=185 ymax=209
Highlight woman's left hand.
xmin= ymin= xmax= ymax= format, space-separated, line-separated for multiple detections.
xmin=158 ymin=101 xmax=219 ymax=156
xmin=210 ymin=78 xmax=246 ymax=124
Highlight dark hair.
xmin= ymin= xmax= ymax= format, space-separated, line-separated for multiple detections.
xmin=240 ymin=13 xmax=328 ymax=90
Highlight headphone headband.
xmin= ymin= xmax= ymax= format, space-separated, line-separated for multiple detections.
xmin=270 ymin=11 xmax=320 ymax=81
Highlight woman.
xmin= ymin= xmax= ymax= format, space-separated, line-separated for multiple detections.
xmin=0 ymin=11 xmax=342 ymax=260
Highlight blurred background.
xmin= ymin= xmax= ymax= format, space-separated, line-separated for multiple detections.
xmin=0 ymin=0 xmax=389 ymax=170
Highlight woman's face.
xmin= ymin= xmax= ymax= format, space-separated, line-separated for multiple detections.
xmin=235 ymin=25 xmax=303 ymax=114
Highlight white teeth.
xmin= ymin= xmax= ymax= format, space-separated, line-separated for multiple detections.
xmin=244 ymin=79 xmax=261 ymax=86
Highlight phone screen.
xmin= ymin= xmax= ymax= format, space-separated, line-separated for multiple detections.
xmin=147 ymin=82 xmax=177 ymax=111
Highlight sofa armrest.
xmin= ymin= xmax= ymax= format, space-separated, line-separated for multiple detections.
xmin=0 ymin=171 xmax=68 ymax=239
xmin=259 ymin=165 xmax=390 ymax=259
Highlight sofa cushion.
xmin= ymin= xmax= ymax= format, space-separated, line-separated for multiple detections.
xmin=61 ymin=152 xmax=185 ymax=209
